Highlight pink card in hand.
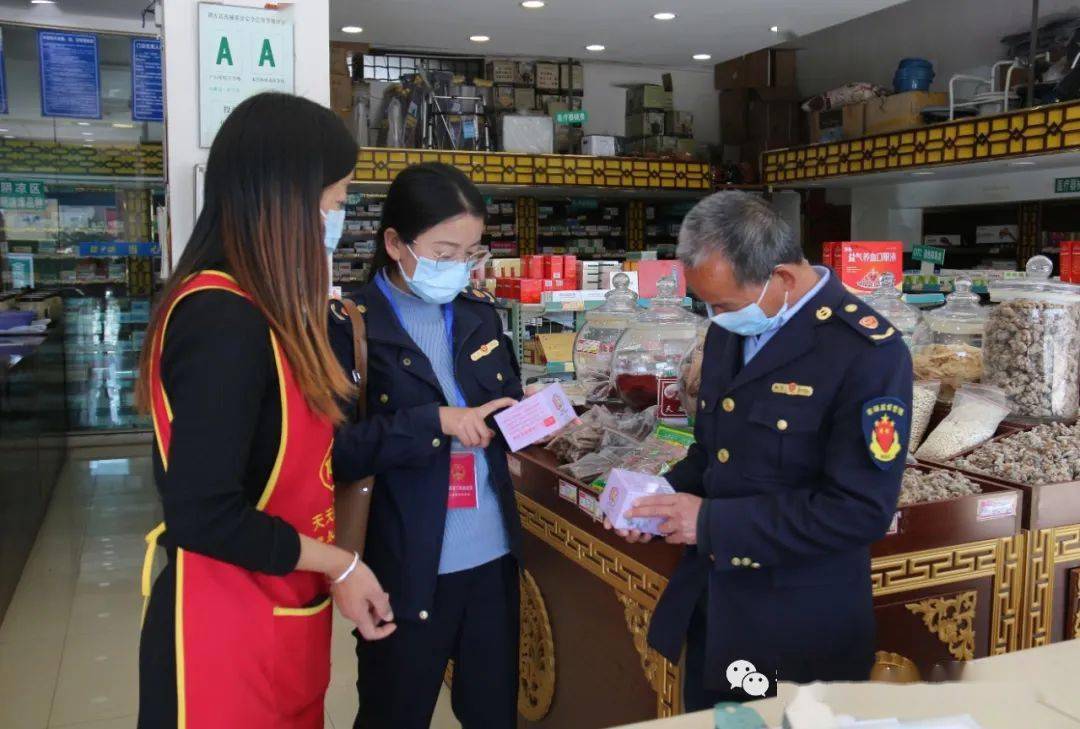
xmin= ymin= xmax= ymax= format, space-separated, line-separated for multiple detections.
xmin=494 ymin=383 xmax=576 ymax=452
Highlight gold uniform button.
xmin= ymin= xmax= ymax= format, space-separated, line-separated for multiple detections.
xmin=741 ymin=557 xmax=753 ymax=566
xmin=717 ymin=448 xmax=730 ymax=463
xmin=816 ymin=306 xmax=832 ymax=321
xmin=379 ymin=394 xmax=389 ymax=404
xmin=776 ymin=419 xmax=789 ymax=431
xmin=722 ymin=397 xmax=735 ymax=413
xmin=419 ymin=610 xmax=429 ymax=621
xmin=700 ymin=399 xmax=706 ymax=410
xmin=730 ymin=557 xmax=741 ymax=566
xmin=497 ymin=372 xmax=504 ymax=382
xmin=844 ymin=303 xmax=858 ymax=313
xmin=403 ymin=357 xmax=412 ymax=367
xmin=751 ymin=562 xmax=761 ymax=569
xmin=432 ymin=438 xmax=442 ymax=448
xmin=357 ymin=304 xmax=367 ymax=314
xmin=709 ymin=554 xmax=716 ymax=562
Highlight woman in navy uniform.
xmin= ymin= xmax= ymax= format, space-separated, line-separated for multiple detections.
xmin=328 ymin=163 xmax=522 ymax=729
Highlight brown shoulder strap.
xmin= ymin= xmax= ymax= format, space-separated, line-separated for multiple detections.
xmin=339 ymin=298 xmax=368 ymax=420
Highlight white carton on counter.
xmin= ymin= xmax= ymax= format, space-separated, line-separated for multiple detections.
xmin=599 ymin=469 xmax=675 ymax=535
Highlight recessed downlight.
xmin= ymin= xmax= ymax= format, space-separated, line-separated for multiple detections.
xmin=693 ymin=53 xmax=712 ymax=61
xmin=585 ymin=44 xmax=605 ymax=52
xmin=341 ymin=26 xmax=363 ymax=34
xmin=77 ymin=121 xmax=91 ymax=126
xmin=1009 ymin=160 xmax=1036 ymax=166
xmin=469 ymin=35 xmax=491 ymax=43
xmin=31 ymin=0 xmax=56 ymax=5
xmin=770 ymin=25 xmax=780 ymax=32
xmin=652 ymin=12 xmax=677 ymax=20
xmin=910 ymin=171 xmax=935 ymax=176
xmin=112 ymin=122 xmax=135 ymax=129
xmin=521 ymin=0 xmax=545 ymax=8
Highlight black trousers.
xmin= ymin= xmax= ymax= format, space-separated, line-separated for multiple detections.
xmin=354 ymin=555 xmax=520 ymax=729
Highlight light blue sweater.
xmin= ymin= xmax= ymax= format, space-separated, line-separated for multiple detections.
xmin=385 ymin=279 xmax=510 ymax=574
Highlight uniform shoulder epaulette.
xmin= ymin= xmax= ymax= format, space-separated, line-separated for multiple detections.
xmin=460 ymin=286 xmax=497 ymax=305
xmin=826 ymin=297 xmax=899 ymax=346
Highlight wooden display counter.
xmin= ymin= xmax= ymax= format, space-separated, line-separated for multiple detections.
xmin=508 ymin=447 xmax=1026 ymax=728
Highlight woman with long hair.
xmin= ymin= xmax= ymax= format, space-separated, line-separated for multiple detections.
xmin=328 ymin=162 xmax=522 ymax=728
xmin=136 ymin=92 xmax=394 ymax=729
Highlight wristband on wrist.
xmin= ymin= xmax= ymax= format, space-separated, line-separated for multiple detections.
xmin=333 ymin=552 xmax=360 ymax=584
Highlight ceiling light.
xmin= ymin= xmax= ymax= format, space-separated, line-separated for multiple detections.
xmin=521 ymin=0 xmax=545 ymax=8
xmin=81 ymin=131 xmax=93 ymax=136
xmin=112 ymin=122 xmax=135 ymax=129
xmin=585 ymin=44 xmax=605 ymax=52
xmin=77 ymin=121 xmax=91 ymax=126
xmin=693 ymin=53 xmax=712 ymax=61
xmin=1009 ymin=160 xmax=1036 ymax=166
xmin=770 ymin=25 xmax=780 ymax=32
xmin=0 ymin=129 xmax=7 ymax=133
xmin=469 ymin=35 xmax=490 ymax=43
xmin=341 ymin=26 xmax=362 ymax=34
xmin=910 ymin=171 xmax=934 ymax=176
xmin=652 ymin=12 xmax=677 ymax=20
xmin=31 ymin=0 xmax=56 ymax=4
xmin=4 ymin=135 xmax=15 ymax=139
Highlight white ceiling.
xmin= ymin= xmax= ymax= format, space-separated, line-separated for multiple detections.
xmin=329 ymin=0 xmax=910 ymax=68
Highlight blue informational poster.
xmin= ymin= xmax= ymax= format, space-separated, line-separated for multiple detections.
xmin=0 ymin=29 xmax=8 ymax=115
xmin=131 ymin=38 xmax=163 ymax=122
xmin=38 ymin=30 xmax=101 ymax=119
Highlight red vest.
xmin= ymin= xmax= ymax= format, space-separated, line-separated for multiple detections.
xmin=145 ymin=271 xmax=335 ymax=728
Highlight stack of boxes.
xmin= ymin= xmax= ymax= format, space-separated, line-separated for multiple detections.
xmin=488 ymin=58 xmax=584 ymax=154
xmin=715 ymin=48 xmax=800 ymax=175
xmin=1061 ymin=241 xmax=1080 ymax=283
xmin=486 ymin=254 xmax=580 ymax=303
xmin=624 ymin=78 xmax=696 ymax=157
xmin=330 ymin=41 xmax=366 ymax=125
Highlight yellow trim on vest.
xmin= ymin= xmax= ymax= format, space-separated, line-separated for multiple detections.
xmin=175 ymin=549 xmax=187 ymax=729
xmin=272 ymin=596 xmax=332 ymax=618
xmin=255 ymin=331 xmax=289 ymax=511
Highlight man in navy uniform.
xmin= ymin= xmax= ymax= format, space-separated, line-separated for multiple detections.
xmin=613 ymin=191 xmax=912 ymax=710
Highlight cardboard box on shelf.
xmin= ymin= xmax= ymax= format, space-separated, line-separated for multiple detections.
xmin=560 ymin=63 xmax=584 ymax=92
xmin=536 ymin=62 xmax=560 ymax=91
xmin=582 ymin=135 xmax=618 ymax=157
xmin=494 ymin=85 xmax=516 ymax=110
xmin=626 ymin=110 xmax=666 ymax=138
xmin=1060 ymin=241 xmax=1073 ymax=283
xmin=517 ymin=61 xmax=536 ymax=87
xmin=714 ymin=48 xmax=796 ymax=90
xmin=719 ymin=89 xmax=749 ymax=144
xmin=863 ymin=91 xmax=947 ymax=135
xmin=514 ymin=87 xmax=537 ymax=111
xmin=835 ymin=241 xmax=904 ymax=294
xmin=675 ymin=138 xmax=698 ymax=156
xmin=500 ymin=115 xmax=554 ymax=153
xmin=636 ymin=135 xmax=679 ymax=155
xmin=487 ymin=60 xmax=517 ymax=84
xmin=626 ymin=84 xmax=673 ymax=112
xmin=808 ymin=103 xmax=866 ymax=143
xmin=924 ymin=234 xmax=963 ymax=247
xmin=665 ymin=110 xmax=694 ymax=137
xmin=748 ymin=97 xmax=802 ymax=149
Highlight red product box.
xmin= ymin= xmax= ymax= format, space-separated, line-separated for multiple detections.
xmin=1073 ymin=242 xmax=1080 ymax=283
xmin=553 ymin=279 xmax=571 ymax=291
xmin=1062 ymin=242 xmax=1073 ymax=283
xmin=836 ymin=241 xmax=903 ymax=294
xmin=520 ymin=279 xmax=543 ymax=303
xmin=563 ymin=254 xmax=577 ymax=276
xmin=823 ymin=242 xmax=836 ymax=270
xmin=545 ymin=255 xmax=565 ymax=280
xmin=542 ymin=278 xmax=555 ymax=290
xmin=525 ymin=255 xmax=545 ymax=280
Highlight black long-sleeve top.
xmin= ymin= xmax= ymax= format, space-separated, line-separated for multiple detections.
xmin=152 ymin=290 xmax=300 ymax=574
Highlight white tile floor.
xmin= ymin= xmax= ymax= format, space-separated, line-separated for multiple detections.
xmin=0 ymin=450 xmax=462 ymax=729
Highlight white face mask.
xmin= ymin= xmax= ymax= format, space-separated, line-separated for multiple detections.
xmin=321 ymin=209 xmax=346 ymax=254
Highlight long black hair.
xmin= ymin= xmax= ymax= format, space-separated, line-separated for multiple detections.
xmin=370 ymin=162 xmax=486 ymax=280
xmin=138 ymin=92 xmax=358 ymax=423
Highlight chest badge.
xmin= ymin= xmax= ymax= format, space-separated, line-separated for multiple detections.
xmin=859 ymin=315 xmax=880 ymax=329
xmin=470 ymin=338 xmax=500 ymax=361
xmin=862 ymin=397 xmax=908 ymax=470
xmin=772 ymin=382 xmax=814 ymax=397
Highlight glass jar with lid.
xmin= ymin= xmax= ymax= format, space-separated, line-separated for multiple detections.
xmin=866 ymin=272 xmax=923 ymax=348
xmin=912 ymin=279 xmax=988 ymax=400
xmin=573 ymin=272 xmax=640 ymax=402
xmin=984 ymin=262 xmax=1080 ymax=421
xmin=610 ymin=275 xmax=703 ymax=424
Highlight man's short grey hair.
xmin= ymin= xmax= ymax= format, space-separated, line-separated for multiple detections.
xmin=676 ymin=191 xmax=802 ymax=286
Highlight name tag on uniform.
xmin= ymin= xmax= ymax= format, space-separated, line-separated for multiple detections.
xmin=470 ymin=339 xmax=499 ymax=361
xmin=771 ymin=382 xmax=814 ymax=397
xmin=448 ymin=451 xmax=479 ymax=510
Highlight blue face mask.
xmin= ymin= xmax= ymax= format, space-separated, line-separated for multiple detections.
xmin=706 ymin=276 xmax=789 ymax=336
xmin=399 ymin=246 xmax=471 ymax=305
xmin=321 ymin=209 xmax=346 ymax=254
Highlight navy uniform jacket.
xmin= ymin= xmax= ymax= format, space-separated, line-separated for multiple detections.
xmin=647 ymin=273 xmax=913 ymax=689
xmin=327 ymin=280 xmax=523 ymax=624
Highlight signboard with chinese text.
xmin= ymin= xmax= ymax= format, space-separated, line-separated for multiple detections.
xmin=0 ymin=179 xmax=47 ymax=210
xmin=38 ymin=31 xmax=101 ymax=119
